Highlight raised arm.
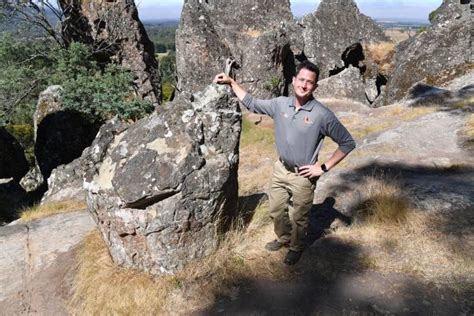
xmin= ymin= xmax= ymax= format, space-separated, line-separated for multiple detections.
xmin=213 ymin=73 xmax=247 ymax=101
xmin=213 ymin=73 xmax=276 ymax=117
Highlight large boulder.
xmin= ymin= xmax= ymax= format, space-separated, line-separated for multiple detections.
xmin=301 ymin=0 xmax=389 ymax=80
xmin=383 ymin=0 xmax=472 ymax=105
xmin=61 ymin=0 xmax=161 ymax=105
xmin=0 ymin=127 xmax=28 ymax=182
xmin=85 ymin=84 xmax=241 ymax=274
xmin=34 ymin=86 xmax=102 ymax=181
xmin=314 ymin=66 xmax=367 ymax=104
xmin=176 ymin=0 xmax=297 ymax=98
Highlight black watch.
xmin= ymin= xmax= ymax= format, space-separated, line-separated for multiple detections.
xmin=321 ymin=163 xmax=328 ymax=173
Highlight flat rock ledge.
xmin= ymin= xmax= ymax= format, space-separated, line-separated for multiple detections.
xmin=0 ymin=210 xmax=94 ymax=315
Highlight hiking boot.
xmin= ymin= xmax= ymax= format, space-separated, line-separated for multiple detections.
xmin=265 ymin=240 xmax=289 ymax=251
xmin=284 ymin=250 xmax=303 ymax=265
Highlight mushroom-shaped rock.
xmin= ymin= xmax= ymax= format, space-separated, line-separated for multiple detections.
xmin=85 ymin=84 xmax=241 ymax=274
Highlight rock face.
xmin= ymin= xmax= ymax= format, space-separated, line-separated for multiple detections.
xmin=85 ymin=84 xmax=241 ymax=274
xmin=34 ymin=86 xmax=102 ymax=181
xmin=176 ymin=0 xmax=296 ymax=98
xmin=0 ymin=127 xmax=28 ymax=182
xmin=301 ymin=0 xmax=389 ymax=80
xmin=61 ymin=0 xmax=161 ymax=104
xmin=383 ymin=0 xmax=472 ymax=104
xmin=176 ymin=0 xmax=389 ymax=102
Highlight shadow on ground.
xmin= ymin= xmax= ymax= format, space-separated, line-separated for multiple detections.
xmin=324 ymin=161 xmax=474 ymax=228
xmin=197 ymin=161 xmax=473 ymax=315
xmin=406 ymin=83 xmax=473 ymax=111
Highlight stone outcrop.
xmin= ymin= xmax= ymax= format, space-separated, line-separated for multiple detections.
xmin=383 ymin=0 xmax=472 ymax=104
xmin=34 ymin=86 xmax=102 ymax=181
xmin=61 ymin=0 xmax=161 ymax=105
xmin=301 ymin=0 xmax=389 ymax=80
xmin=176 ymin=0 xmax=296 ymax=98
xmin=0 ymin=127 xmax=28 ymax=182
xmin=85 ymin=84 xmax=241 ymax=274
xmin=176 ymin=0 xmax=389 ymax=103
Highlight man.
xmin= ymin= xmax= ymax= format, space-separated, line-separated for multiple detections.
xmin=214 ymin=60 xmax=355 ymax=265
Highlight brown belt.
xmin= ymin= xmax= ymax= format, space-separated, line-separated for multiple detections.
xmin=279 ymin=158 xmax=299 ymax=173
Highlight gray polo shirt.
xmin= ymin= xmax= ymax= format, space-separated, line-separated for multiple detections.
xmin=242 ymin=94 xmax=355 ymax=168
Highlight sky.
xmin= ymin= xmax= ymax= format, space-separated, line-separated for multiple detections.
xmin=135 ymin=0 xmax=443 ymax=22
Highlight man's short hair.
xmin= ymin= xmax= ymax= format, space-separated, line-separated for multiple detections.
xmin=296 ymin=60 xmax=320 ymax=82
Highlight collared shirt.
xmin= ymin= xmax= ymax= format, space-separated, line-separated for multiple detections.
xmin=242 ymin=93 xmax=356 ymax=168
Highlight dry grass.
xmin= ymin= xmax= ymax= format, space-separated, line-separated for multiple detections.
xmin=384 ymin=28 xmax=416 ymax=44
xmin=239 ymin=116 xmax=276 ymax=194
xmin=333 ymin=175 xmax=474 ymax=293
xmin=19 ymin=200 xmax=87 ymax=222
xmin=364 ymin=41 xmax=395 ymax=74
xmin=336 ymin=212 xmax=474 ymax=293
xmin=69 ymin=230 xmax=172 ymax=315
xmin=352 ymin=175 xmax=410 ymax=226
xmin=69 ymin=202 xmax=288 ymax=314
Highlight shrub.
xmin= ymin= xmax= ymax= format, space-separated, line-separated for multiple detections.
xmin=61 ymin=63 xmax=154 ymax=121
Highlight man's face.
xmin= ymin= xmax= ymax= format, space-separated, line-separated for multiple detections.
xmin=292 ymin=68 xmax=318 ymax=100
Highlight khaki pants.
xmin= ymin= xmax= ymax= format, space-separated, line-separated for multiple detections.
xmin=269 ymin=160 xmax=316 ymax=251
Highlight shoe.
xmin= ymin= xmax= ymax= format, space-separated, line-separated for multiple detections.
xmin=284 ymin=250 xmax=303 ymax=265
xmin=265 ymin=240 xmax=289 ymax=251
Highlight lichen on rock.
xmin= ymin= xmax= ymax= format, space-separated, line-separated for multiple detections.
xmin=85 ymin=84 xmax=241 ymax=274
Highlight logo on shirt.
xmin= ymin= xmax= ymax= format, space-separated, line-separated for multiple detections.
xmin=304 ymin=116 xmax=313 ymax=125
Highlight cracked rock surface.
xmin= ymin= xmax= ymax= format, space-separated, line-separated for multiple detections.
xmin=176 ymin=0 xmax=296 ymax=98
xmin=85 ymin=84 xmax=242 ymax=274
